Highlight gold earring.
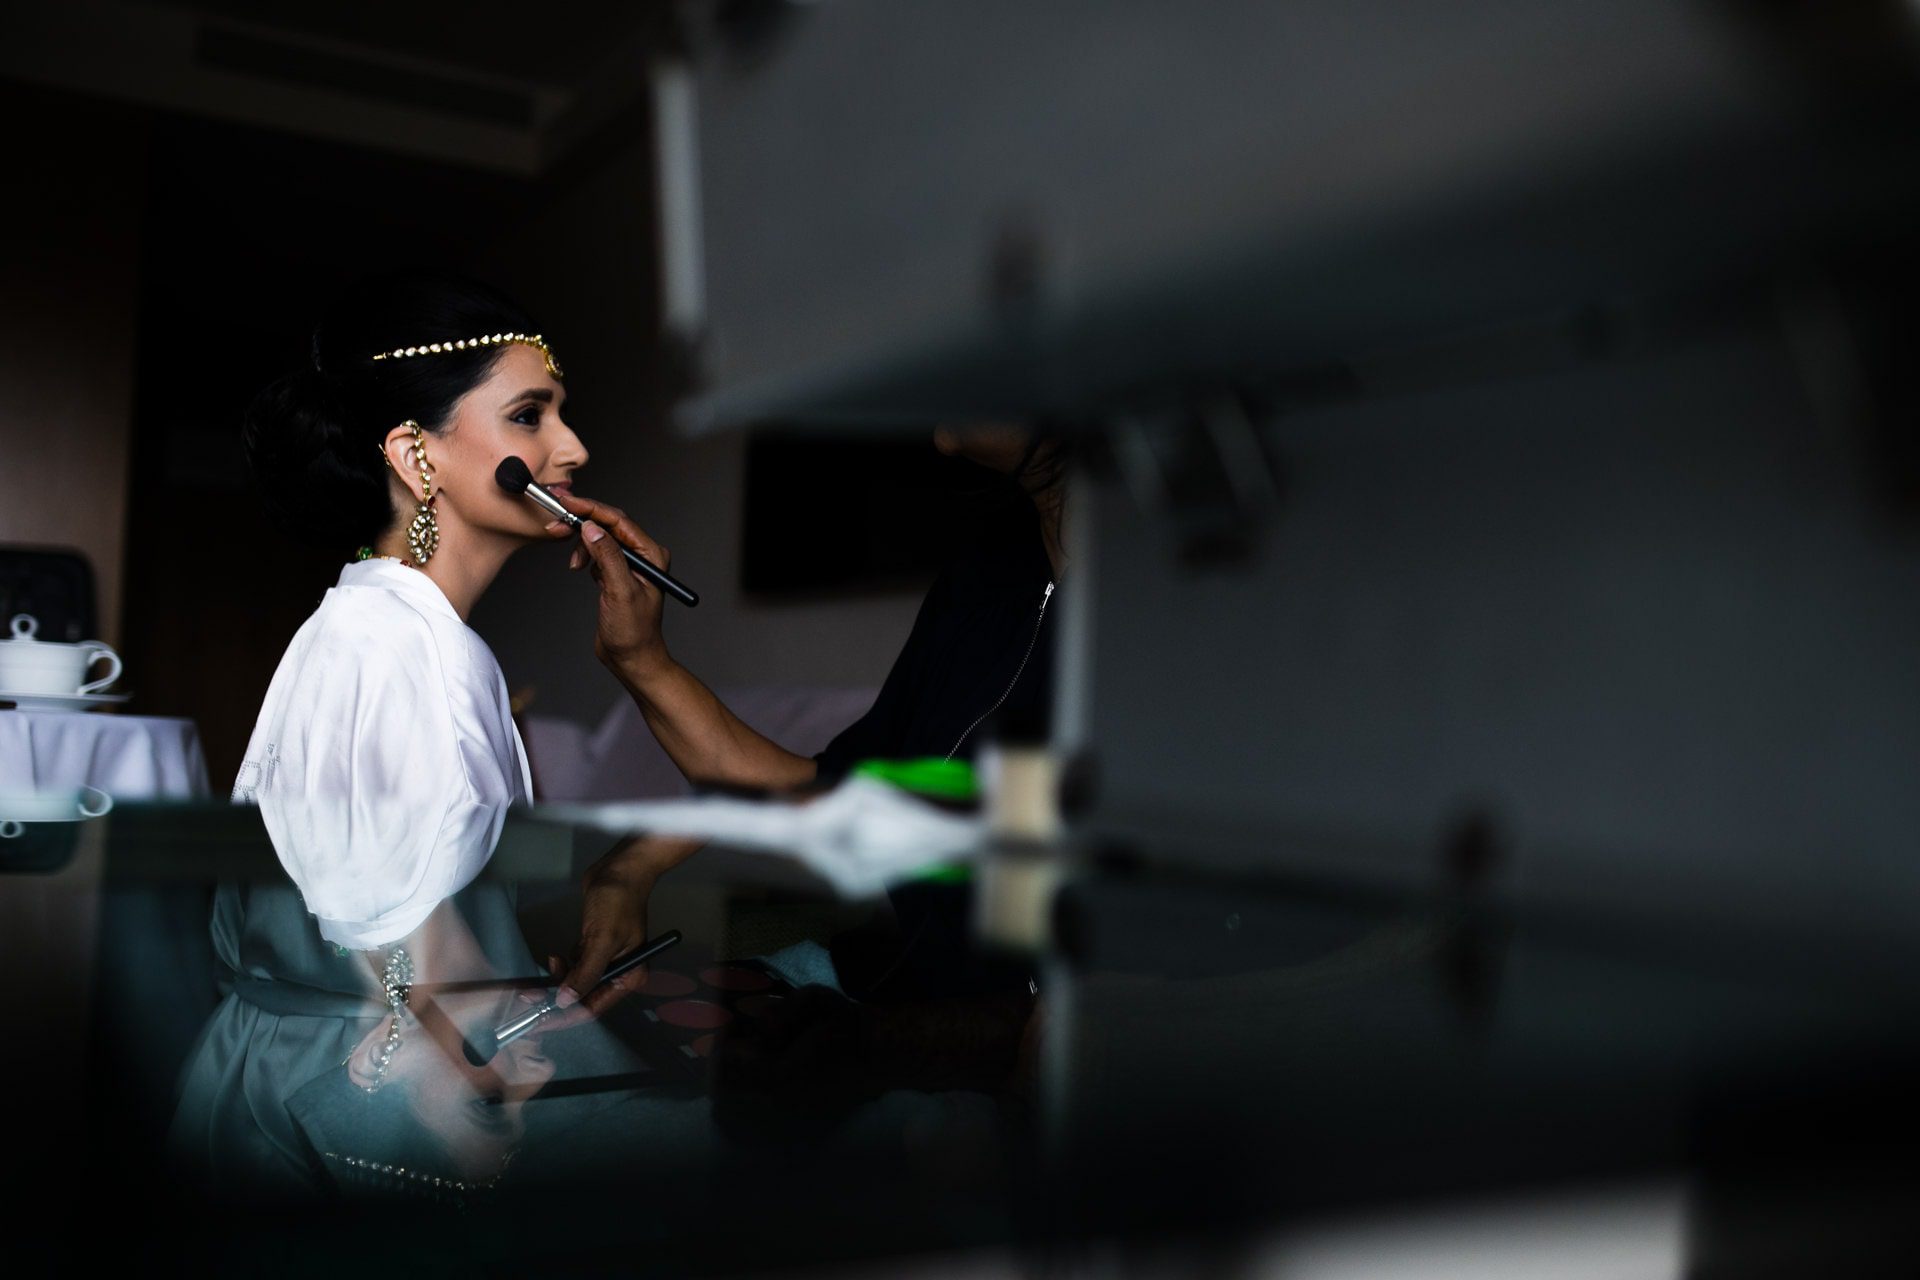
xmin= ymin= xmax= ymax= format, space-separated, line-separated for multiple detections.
xmin=403 ymin=420 xmax=439 ymax=566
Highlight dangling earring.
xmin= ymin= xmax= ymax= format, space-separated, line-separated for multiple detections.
xmin=403 ymin=420 xmax=440 ymax=566
xmin=360 ymin=946 xmax=413 ymax=1093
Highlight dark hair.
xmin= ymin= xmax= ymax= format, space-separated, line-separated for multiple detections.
xmin=1012 ymin=423 xmax=1072 ymax=499
xmin=288 ymin=1064 xmax=488 ymax=1208
xmin=242 ymin=271 xmax=543 ymax=550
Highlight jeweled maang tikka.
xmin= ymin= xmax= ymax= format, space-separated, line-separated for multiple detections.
xmin=370 ymin=331 xmax=564 ymax=380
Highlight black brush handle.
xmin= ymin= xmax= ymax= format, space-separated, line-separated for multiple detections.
xmin=598 ymin=929 xmax=683 ymax=985
xmin=610 ymin=537 xmax=699 ymax=608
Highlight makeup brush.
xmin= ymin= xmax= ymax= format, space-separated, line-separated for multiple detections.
xmin=494 ymin=455 xmax=699 ymax=606
xmin=464 ymin=930 xmax=684 ymax=1066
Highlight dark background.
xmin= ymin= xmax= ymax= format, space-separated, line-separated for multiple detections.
xmin=0 ymin=8 xmax=953 ymax=784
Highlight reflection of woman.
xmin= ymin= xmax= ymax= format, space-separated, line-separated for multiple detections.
xmin=170 ymin=877 xmax=560 ymax=1200
xmin=169 ymin=272 xmax=631 ymax=1200
xmin=289 ymin=952 xmax=560 ymax=1201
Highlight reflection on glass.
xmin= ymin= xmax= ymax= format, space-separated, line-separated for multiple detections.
xmin=167 ymin=545 xmax=575 ymax=1203
xmin=0 ymin=785 xmax=112 ymax=873
xmin=166 ymin=817 xmax=576 ymax=1204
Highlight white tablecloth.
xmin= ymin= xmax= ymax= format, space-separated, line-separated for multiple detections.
xmin=0 ymin=709 xmax=211 ymax=799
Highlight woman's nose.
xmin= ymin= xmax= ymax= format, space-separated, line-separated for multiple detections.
xmin=553 ymin=424 xmax=588 ymax=471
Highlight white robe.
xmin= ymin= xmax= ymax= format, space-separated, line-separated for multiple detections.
xmin=233 ymin=558 xmax=533 ymax=950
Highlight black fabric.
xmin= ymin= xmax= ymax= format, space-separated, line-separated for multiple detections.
xmin=814 ymin=496 xmax=1057 ymax=780
xmin=814 ymin=493 xmax=1058 ymax=1003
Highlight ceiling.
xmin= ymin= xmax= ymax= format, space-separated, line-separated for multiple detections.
xmin=0 ymin=0 xmax=677 ymax=175
xmin=122 ymin=0 xmax=660 ymax=90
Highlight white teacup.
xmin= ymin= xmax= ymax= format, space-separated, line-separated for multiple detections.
xmin=0 ymin=614 xmax=122 ymax=696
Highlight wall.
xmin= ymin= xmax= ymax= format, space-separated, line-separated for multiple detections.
xmin=0 ymin=89 xmax=144 ymax=646
xmin=114 ymin=115 xmax=537 ymax=784
xmin=0 ymin=82 xmax=919 ymax=775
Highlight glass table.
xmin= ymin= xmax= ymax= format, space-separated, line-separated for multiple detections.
xmin=6 ymin=798 xmax=1918 ymax=1275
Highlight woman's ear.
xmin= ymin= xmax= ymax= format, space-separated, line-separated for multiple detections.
xmin=380 ymin=424 xmax=426 ymax=503
xmin=342 ymin=1015 xmax=395 ymax=1091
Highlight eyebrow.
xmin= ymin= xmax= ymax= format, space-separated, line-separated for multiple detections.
xmin=505 ymin=387 xmax=566 ymax=413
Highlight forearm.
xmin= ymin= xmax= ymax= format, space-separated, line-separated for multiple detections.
xmin=610 ymin=652 xmax=818 ymax=791
xmin=588 ymin=832 xmax=703 ymax=893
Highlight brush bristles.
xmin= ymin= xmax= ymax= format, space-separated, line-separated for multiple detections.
xmin=493 ymin=456 xmax=534 ymax=494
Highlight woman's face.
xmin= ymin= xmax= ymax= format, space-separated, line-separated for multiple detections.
xmin=398 ymin=1008 xmax=556 ymax=1182
xmin=388 ymin=342 xmax=588 ymax=547
xmin=348 ymin=986 xmax=559 ymax=1182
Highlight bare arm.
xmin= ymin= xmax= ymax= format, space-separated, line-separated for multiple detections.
xmin=612 ymin=648 xmax=819 ymax=792
xmin=553 ymin=492 xmax=818 ymax=792
xmin=547 ymin=833 xmax=705 ymax=1019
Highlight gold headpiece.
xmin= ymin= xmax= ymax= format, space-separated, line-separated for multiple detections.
xmin=370 ymin=332 xmax=563 ymax=380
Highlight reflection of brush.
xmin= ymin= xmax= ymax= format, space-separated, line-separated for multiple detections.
xmin=464 ymin=930 xmax=682 ymax=1066
xmin=483 ymin=1072 xmax=660 ymax=1104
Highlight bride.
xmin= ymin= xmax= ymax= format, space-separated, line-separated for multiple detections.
xmin=169 ymin=272 xmax=672 ymax=1202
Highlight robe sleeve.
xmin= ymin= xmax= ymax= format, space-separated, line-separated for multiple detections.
xmin=242 ymin=593 xmax=514 ymax=950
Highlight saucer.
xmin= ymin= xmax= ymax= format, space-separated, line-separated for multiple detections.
xmin=0 ymin=689 xmax=134 ymax=713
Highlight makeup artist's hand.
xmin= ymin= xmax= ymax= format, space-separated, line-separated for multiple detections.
xmin=549 ymin=493 xmax=817 ymax=792
xmin=546 ymin=834 xmax=701 ymax=1024
xmin=547 ymin=493 xmax=671 ymax=677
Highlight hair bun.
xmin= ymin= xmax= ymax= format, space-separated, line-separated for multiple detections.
xmin=241 ymin=367 xmax=392 ymax=550
xmin=243 ymin=271 xmax=544 ymax=553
